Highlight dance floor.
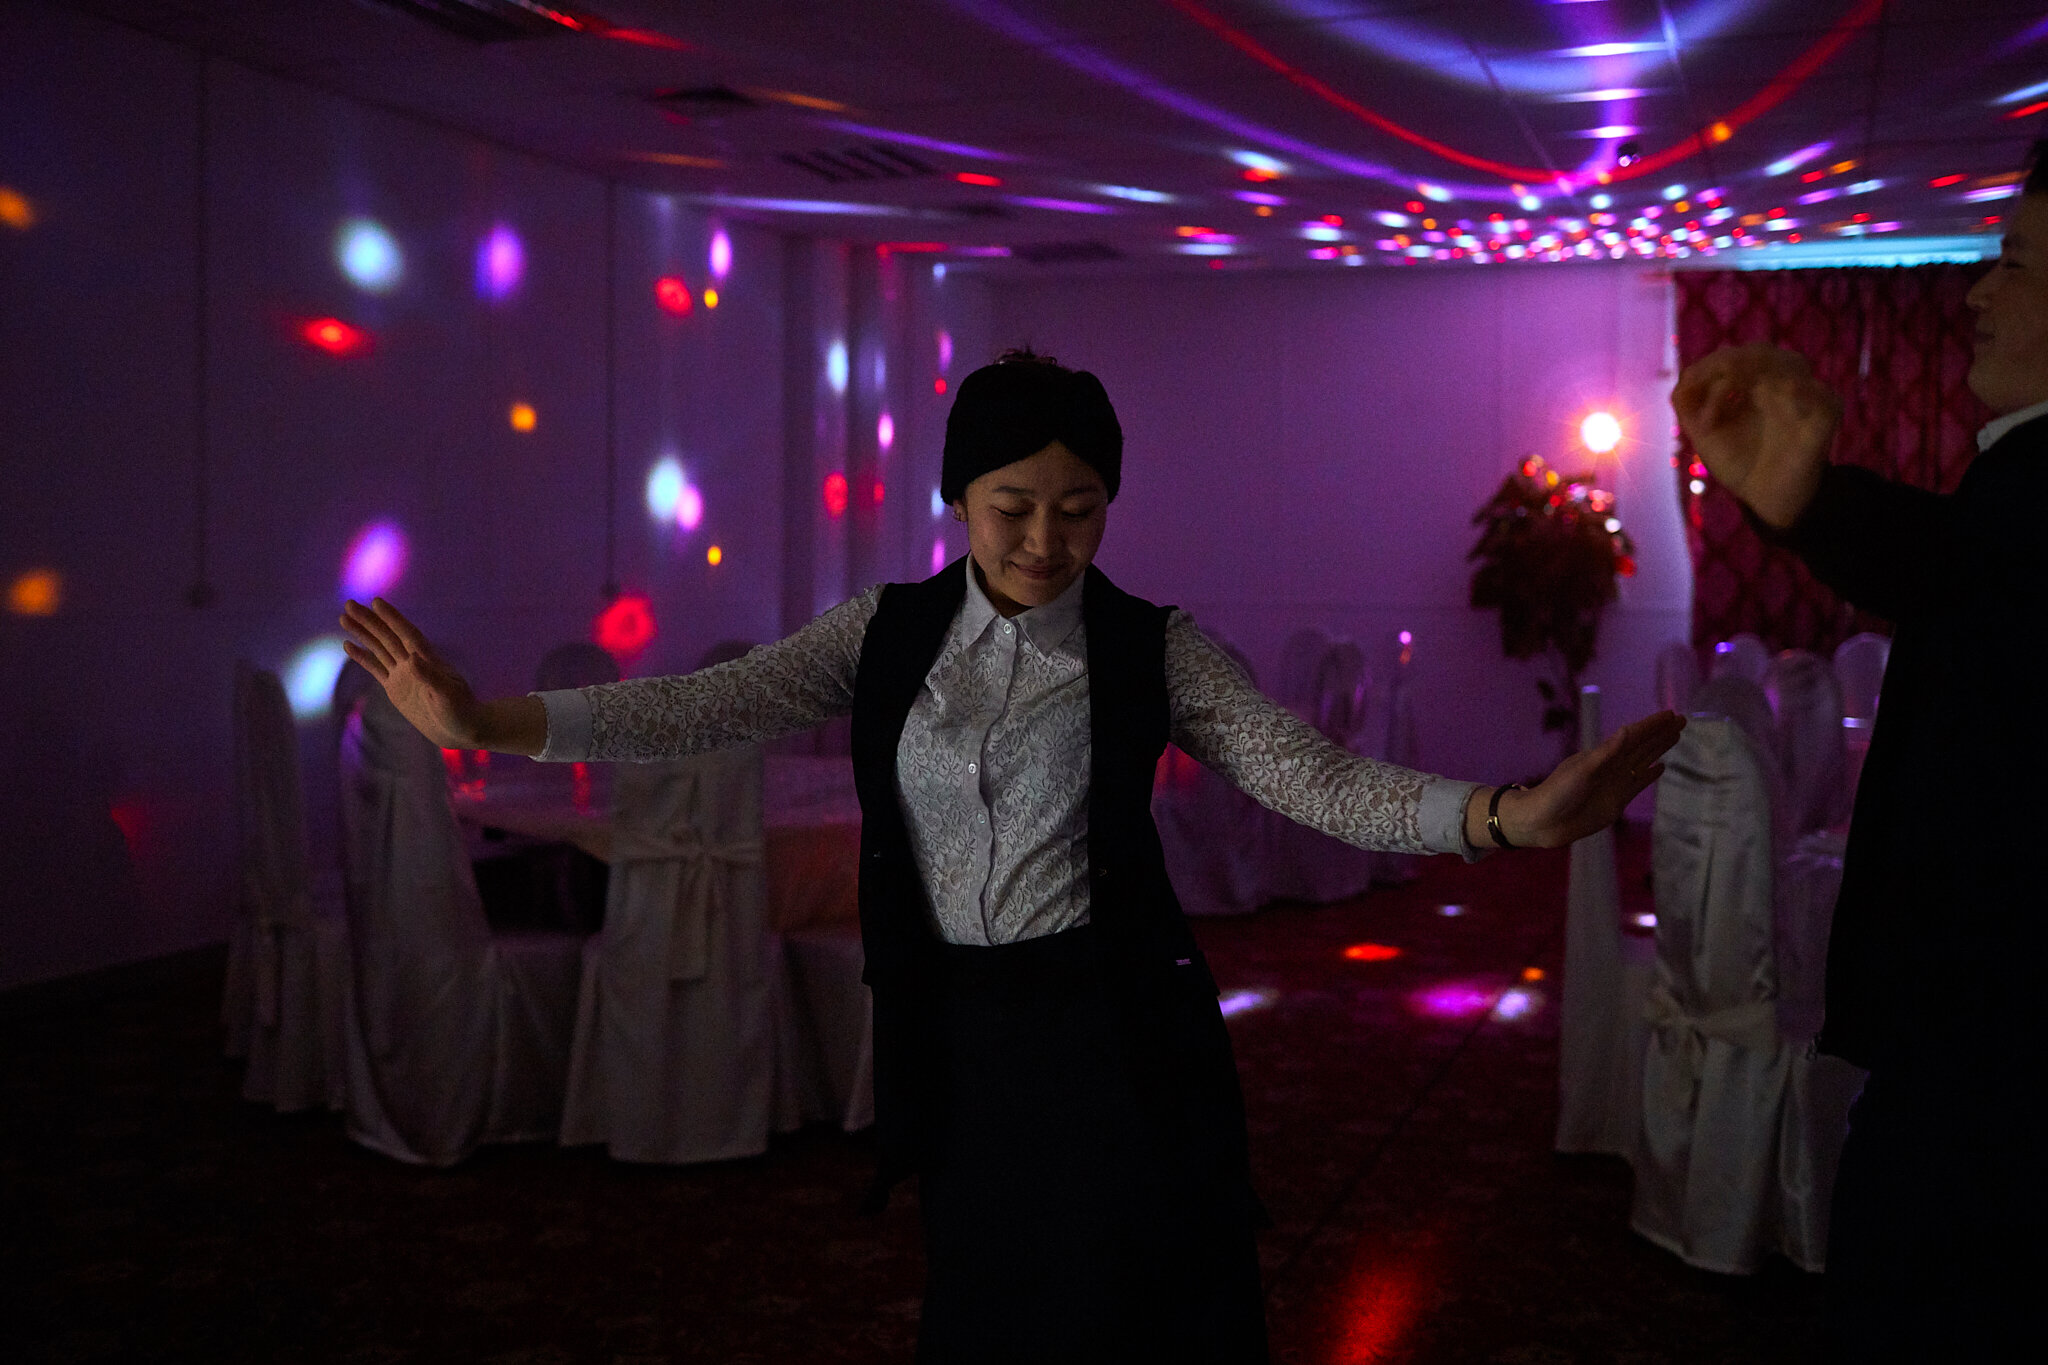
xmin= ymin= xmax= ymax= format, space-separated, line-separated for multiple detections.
xmin=2 ymin=827 xmax=1823 ymax=1363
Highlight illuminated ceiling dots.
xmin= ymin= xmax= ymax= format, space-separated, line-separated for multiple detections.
xmin=1765 ymin=142 xmax=1832 ymax=177
xmin=702 ymin=287 xmax=720 ymax=309
xmin=342 ymin=521 xmax=409 ymax=599
xmin=6 ymin=568 xmax=61 ymax=616
xmin=955 ymin=172 xmax=1004 ymax=186
xmin=877 ymin=412 xmax=895 ymax=451
xmin=509 ymin=402 xmax=537 ymax=432
xmin=1580 ymin=411 xmax=1623 ymax=454
xmin=826 ymin=340 xmax=849 ymax=394
xmin=822 ymin=471 xmax=849 ymax=518
xmin=284 ymin=636 xmax=350 ymax=720
xmin=646 ymin=456 xmax=684 ymax=521
xmin=706 ymin=544 xmax=723 ymax=566
xmin=336 ymin=218 xmax=402 ymax=292
xmin=1343 ymin=942 xmax=1402 ymax=962
xmin=1096 ymin=185 xmax=1172 ymax=203
xmin=0 ymin=187 xmax=33 ymax=229
xmin=594 ymin=593 xmax=656 ymax=662
xmin=654 ymin=275 xmax=694 ymax=315
xmin=476 ymin=223 xmax=524 ymax=300
xmin=301 ymin=317 xmax=369 ymax=356
xmin=708 ymin=227 xmax=732 ymax=280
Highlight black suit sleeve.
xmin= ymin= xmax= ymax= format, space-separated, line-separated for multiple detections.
xmin=1756 ymin=464 xmax=1952 ymax=624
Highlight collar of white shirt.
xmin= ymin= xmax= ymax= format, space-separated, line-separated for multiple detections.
xmin=958 ymin=556 xmax=1087 ymax=655
xmin=1976 ymin=395 xmax=2048 ymax=452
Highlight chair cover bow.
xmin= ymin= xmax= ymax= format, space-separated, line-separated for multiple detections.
xmin=611 ymin=826 xmax=765 ymax=980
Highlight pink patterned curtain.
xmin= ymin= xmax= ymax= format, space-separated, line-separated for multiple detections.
xmin=1674 ymin=264 xmax=1988 ymax=654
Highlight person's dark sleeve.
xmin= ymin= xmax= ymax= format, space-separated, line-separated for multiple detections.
xmin=1752 ymin=464 xmax=1952 ymax=624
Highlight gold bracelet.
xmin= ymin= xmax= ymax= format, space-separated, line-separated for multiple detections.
xmin=1487 ymin=784 xmax=1524 ymax=850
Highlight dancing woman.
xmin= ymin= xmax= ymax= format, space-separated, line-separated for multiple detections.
xmin=340 ymin=351 xmax=1682 ymax=1363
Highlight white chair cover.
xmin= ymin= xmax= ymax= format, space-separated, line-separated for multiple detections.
xmin=1655 ymin=641 xmax=1702 ymax=714
xmin=1154 ymin=640 xmax=1270 ymax=916
xmin=223 ymin=662 xmax=348 ymax=1112
xmin=778 ymin=924 xmax=875 ymax=1133
xmin=1275 ymin=627 xmax=1332 ymax=717
xmin=560 ymin=745 xmax=781 ymax=1162
xmin=1631 ymin=717 xmax=1860 ymax=1273
xmin=336 ymin=688 xmax=583 ymax=1166
xmin=1262 ymin=639 xmax=1377 ymax=905
xmin=1709 ymin=633 xmax=1771 ymax=685
xmin=533 ymin=641 xmax=621 ymax=691
xmin=1831 ymin=632 xmax=1890 ymax=723
xmin=1366 ymin=631 xmax=1422 ymax=885
xmin=1555 ymin=686 xmax=1655 ymax=1156
xmin=1763 ymin=651 xmax=1848 ymax=835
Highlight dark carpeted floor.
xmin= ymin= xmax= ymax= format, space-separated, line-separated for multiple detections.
xmin=2 ymin=828 xmax=1823 ymax=1364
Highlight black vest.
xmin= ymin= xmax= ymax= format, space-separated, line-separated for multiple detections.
xmin=851 ymin=559 xmax=1258 ymax=1214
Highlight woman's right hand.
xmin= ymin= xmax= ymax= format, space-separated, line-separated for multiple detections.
xmin=339 ymin=598 xmax=486 ymax=749
xmin=1671 ymin=343 xmax=1840 ymax=530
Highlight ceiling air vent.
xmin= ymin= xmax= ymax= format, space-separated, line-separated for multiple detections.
xmin=1013 ymin=241 xmax=1123 ymax=265
xmin=651 ymin=86 xmax=760 ymax=114
xmin=781 ymin=145 xmax=935 ymax=183
xmin=357 ymin=0 xmax=583 ymax=43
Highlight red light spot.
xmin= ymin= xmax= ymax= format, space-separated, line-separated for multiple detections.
xmin=1985 ymin=215 xmax=2004 ymax=225
xmin=1321 ymin=213 xmax=1344 ymax=226
xmin=934 ymin=377 xmax=948 ymax=395
xmin=1801 ymin=169 xmax=1825 ymax=182
xmin=301 ymin=317 xmax=367 ymax=355
xmin=1788 ymin=232 xmax=1802 ymax=242
xmin=871 ymin=479 xmax=885 ymax=506
xmin=1343 ymin=942 xmax=1402 ymax=962
xmin=591 ymin=25 xmax=688 ymax=50
xmin=955 ymin=172 xmax=1003 ymax=187
xmin=1852 ymin=212 xmax=1870 ymax=223
xmin=440 ymin=748 xmax=465 ymax=780
xmin=1241 ymin=166 xmax=1279 ymax=182
xmin=594 ymin=592 xmax=656 ymax=662
xmin=822 ymin=471 xmax=849 ymax=518
xmin=879 ymin=241 xmax=949 ymax=252
xmin=1404 ymin=200 xmax=1424 ymax=213
xmin=1930 ymin=173 xmax=1967 ymax=188
xmin=1617 ymin=555 xmax=1638 ymax=577
xmin=2007 ymin=100 xmax=2048 ymax=119
xmin=654 ymin=276 xmax=693 ymax=315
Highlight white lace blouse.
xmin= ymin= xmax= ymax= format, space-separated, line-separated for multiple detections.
xmin=535 ymin=560 xmax=1480 ymax=946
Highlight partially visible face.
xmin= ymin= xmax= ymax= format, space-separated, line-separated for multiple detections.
xmin=955 ymin=440 xmax=1109 ymax=616
xmin=1966 ymin=192 xmax=2048 ymax=414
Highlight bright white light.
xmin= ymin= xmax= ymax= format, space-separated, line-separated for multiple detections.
xmin=1231 ymin=150 xmax=1287 ymax=175
xmin=1405 ymin=245 xmax=1433 ymax=258
xmin=646 ymin=457 xmax=684 ymax=520
xmin=877 ymin=412 xmax=894 ymax=450
xmin=1589 ymin=192 xmax=1613 ymax=210
xmin=1581 ymin=411 xmax=1622 ymax=454
xmin=1997 ymin=79 xmax=2048 ymax=105
xmin=1518 ymin=194 xmax=1542 ymax=212
xmin=1552 ymin=87 xmax=1653 ymax=103
xmin=284 ymin=636 xmax=349 ymax=721
xmin=1963 ymin=185 xmax=2020 ymax=203
xmin=1374 ymin=210 xmax=1411 ymax=228
xmin=1580 ymin=125 xmax=1639 ymax=139
xmin=1176 ymin=242 xmax=1235 ymax=255
xmin=1506 ymin=243 xmax=1527 ymax=259
xmin=1418 ymin=183 xmax=1452 ymax=202
xmin=826 ymin=340 xmax=848 ymax=394
xmin=1491 ymin=988 xmax=1539 ymax=1022
xmin=708 ymin=228 xmax=732 ymax=280
xmin=930 ymin=486 xmax=946 ymax=518
xmin=1633 ymin=912 xmax=1658 ymax=929
xmin=1217 ymin=988 xmax=1277 ymax=1018
xmin=1689 ymin=478 xmax=1707 ymax=495
xmin=1604 ymin=517 xmax=1622 ymax=533
xmin=1557 ymin=40 xmax=1663 ymax=57
xmin=1765 ymin=217 xmax=1797 ymax=230
xmin=1096 ymin=184 xmax=1172 ymax=203
xmin=1714 ymin=235 xmax=1734 ymax=248
xmin=1764 ymin=143 xmax=1831 ymax=177
xmin=1302 ymin=223 xmax=1344 ymax=241
xmin=1846 ymin=179 xmax=1882 ymax=196
xmin=933 ymin=263 xmax=946 ymax=281
xmin=1662 ymin=184 xmax=1687 ymax=200
xmin=336 ymin=219 xmax=402 ymax=292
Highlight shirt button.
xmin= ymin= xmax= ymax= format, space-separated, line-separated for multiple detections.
xmin=967 ymin=763 xmax=977 ymax=774
xmin=1003 ymin=623 xmax=1013 ymax=635
xmin=978 ymin=813 xmax=987 ymax=824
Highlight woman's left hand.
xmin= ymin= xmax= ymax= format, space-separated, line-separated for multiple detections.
xmin=1490 ymin=711 xmax=1687 ymax=849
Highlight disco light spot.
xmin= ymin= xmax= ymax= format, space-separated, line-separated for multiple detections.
xmin=301 ymin=317 xmax=368 ymax=356
xmin=1521 ymin=967 xmax=1546 ymax=982
xmin=594 ymin=593 xmax=656 ymax=661
xmin=1411 ymin=983 xmax=1497 ymax=1019
xmin=706 ymin=544 xmax=723 ymax=566
xmin=871 ymin=479 xmax=886 ymax=506
xmin=1343 ymin=942 xmax=1402 ymax=963
xmin=936 ymin=329 xmax=953 ymax=372
xmin=1581 ymin=410 xmax=1623 ymax=454
xmin=931 ymin=537 xmax=947 ymax=574
xmin=1437 ymin=903 xmax=1466 ymax=917
xmin=284 ymin=636 xmax=350 ymax=720
xmin=341 ymin=522 xmax=409 ymax=599
xmin=509 ymin=402 xmax=537 ymax=432
xmin=676 ymin=480 xmax=704 ymax=531
xmin=1217 ymin=988 xmax=1277 ymax=1018
xmin=702 ymin=287 xmax=720 ymax=309
xmin=822 ymin=471 xmax=849 ymax=518
xmin=826 ymin=340 xmax=849 ymax=394
xmin=877 ymin=412 xmax=895 ymax=451
xmin=934 ymin=377 xmax=948 ymax=395
xmin=476 ymin=223 xmax=524 ymax=300
xmin=7 ymin=568 xmax=62 ymax=616
xmin=709 ymin=228 xmax=732 ymax=279
xmin=336 ymin=219 xmax=402 ymax=292
xmin=930 ymin=487 xmax=946 ymax=518
xmin=654 ymin=276 xmax=693 ymax=315
xmin=646 ymin=457 xmax=684 ymax=521
xmin=1492 ymin=987 xmax=1541 ymax=1022
xmin=0 ymin=186 xmax=34 ymax=230
xmin=1632 ymin=912 xmax=1659 ymax=929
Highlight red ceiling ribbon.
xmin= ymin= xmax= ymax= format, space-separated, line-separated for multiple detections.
xmin=1161 ymin=0 xmax=1886 ymax=188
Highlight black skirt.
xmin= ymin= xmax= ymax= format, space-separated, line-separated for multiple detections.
xmin=914 ymin=924 xmax=1268 ymax=1364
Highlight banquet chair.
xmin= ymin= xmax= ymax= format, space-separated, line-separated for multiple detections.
xmin=1832 ymin=632 xmax=1890 ymax=725
xmin=1367 ymin=629 xmax=1422 ymax=885
xmin=560 ymin=742 xmax=783 ymax=1162
xmin=1654 ymin=641 xmax=1702 ymax=714
xmin=1709 ymin=633 xmax=1771 ymax=685
xmin=336 ymin=689 xmax=584 ymax=1166
xmin=778 ymin=924 xmax=875 ymax=1133
xmin=1275 ymin=626 xmax=1332 ymax=719
xmin=1554 ymin=685 xmax=1655 ymax=1156
xmin=1153 ymin=638 xmax=1272 ymax=916
xmin=222 ymin=662 xmax=348 ymax=1112
xmin=1762 ymin=651 xmax=1848 ymax=836
xmin=533 ymin=641 xmax=620 ymax=692
xmin=1630 ymin=716 xmax=1862 ymax=1273
xmin=1262 ymin=639 xmax=1377 ymax=905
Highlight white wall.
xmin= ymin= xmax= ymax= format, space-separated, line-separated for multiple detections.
xmin=0 ymin=5 xmax=786 ymax=988
xmin=988 ymin=265 xmax=1690 ymax=788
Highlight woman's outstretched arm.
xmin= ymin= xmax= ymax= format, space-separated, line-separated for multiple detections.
xmin=340 ymin=597 xmax=546 ymax=754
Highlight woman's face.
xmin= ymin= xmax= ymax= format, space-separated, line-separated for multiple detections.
xmin=954 ymin=440 xmax=1109 ymax=617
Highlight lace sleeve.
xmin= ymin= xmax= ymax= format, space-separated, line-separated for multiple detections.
xmin=1164 ymin=611 xmax=1478 ymax=856
xmin=558 ymin=587 xmax=879 ymax=763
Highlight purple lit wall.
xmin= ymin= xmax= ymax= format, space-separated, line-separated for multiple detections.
xmin=0 ymin=6 xmax=786 ymax=988
xmin=987 ymin=266 xmax=1688 ymax=785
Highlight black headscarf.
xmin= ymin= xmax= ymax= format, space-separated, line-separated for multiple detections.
xmin=940 ymin=355 xmax=1123 ymax=504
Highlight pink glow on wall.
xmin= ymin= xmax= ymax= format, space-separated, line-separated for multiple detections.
xmin=877 ymin=412 xmax=895 ymax=451
xmin=937 ymin=329 xmax=954 ymax=372
xmin=708 ymin=228 xmax=732 ymax=280
xmin=476 ymin=224 xmax=524 ymax=300
xmin=594 ymin=593 xmax=656 ymax=662
xmin=931 ymin=537 xmax=947 ymax=574
xmin=342 ymin=521 xmax=409 ymax=598
xmin=676 ymin=481 xmax=704 ymax=531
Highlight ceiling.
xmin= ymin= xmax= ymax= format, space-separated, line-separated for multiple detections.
xmin=57 ymin=0 xmax=2048 ymax=271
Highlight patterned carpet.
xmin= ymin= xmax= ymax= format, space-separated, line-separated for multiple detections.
xmin=2 ymin=828 xmax=1823 ymax=1364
